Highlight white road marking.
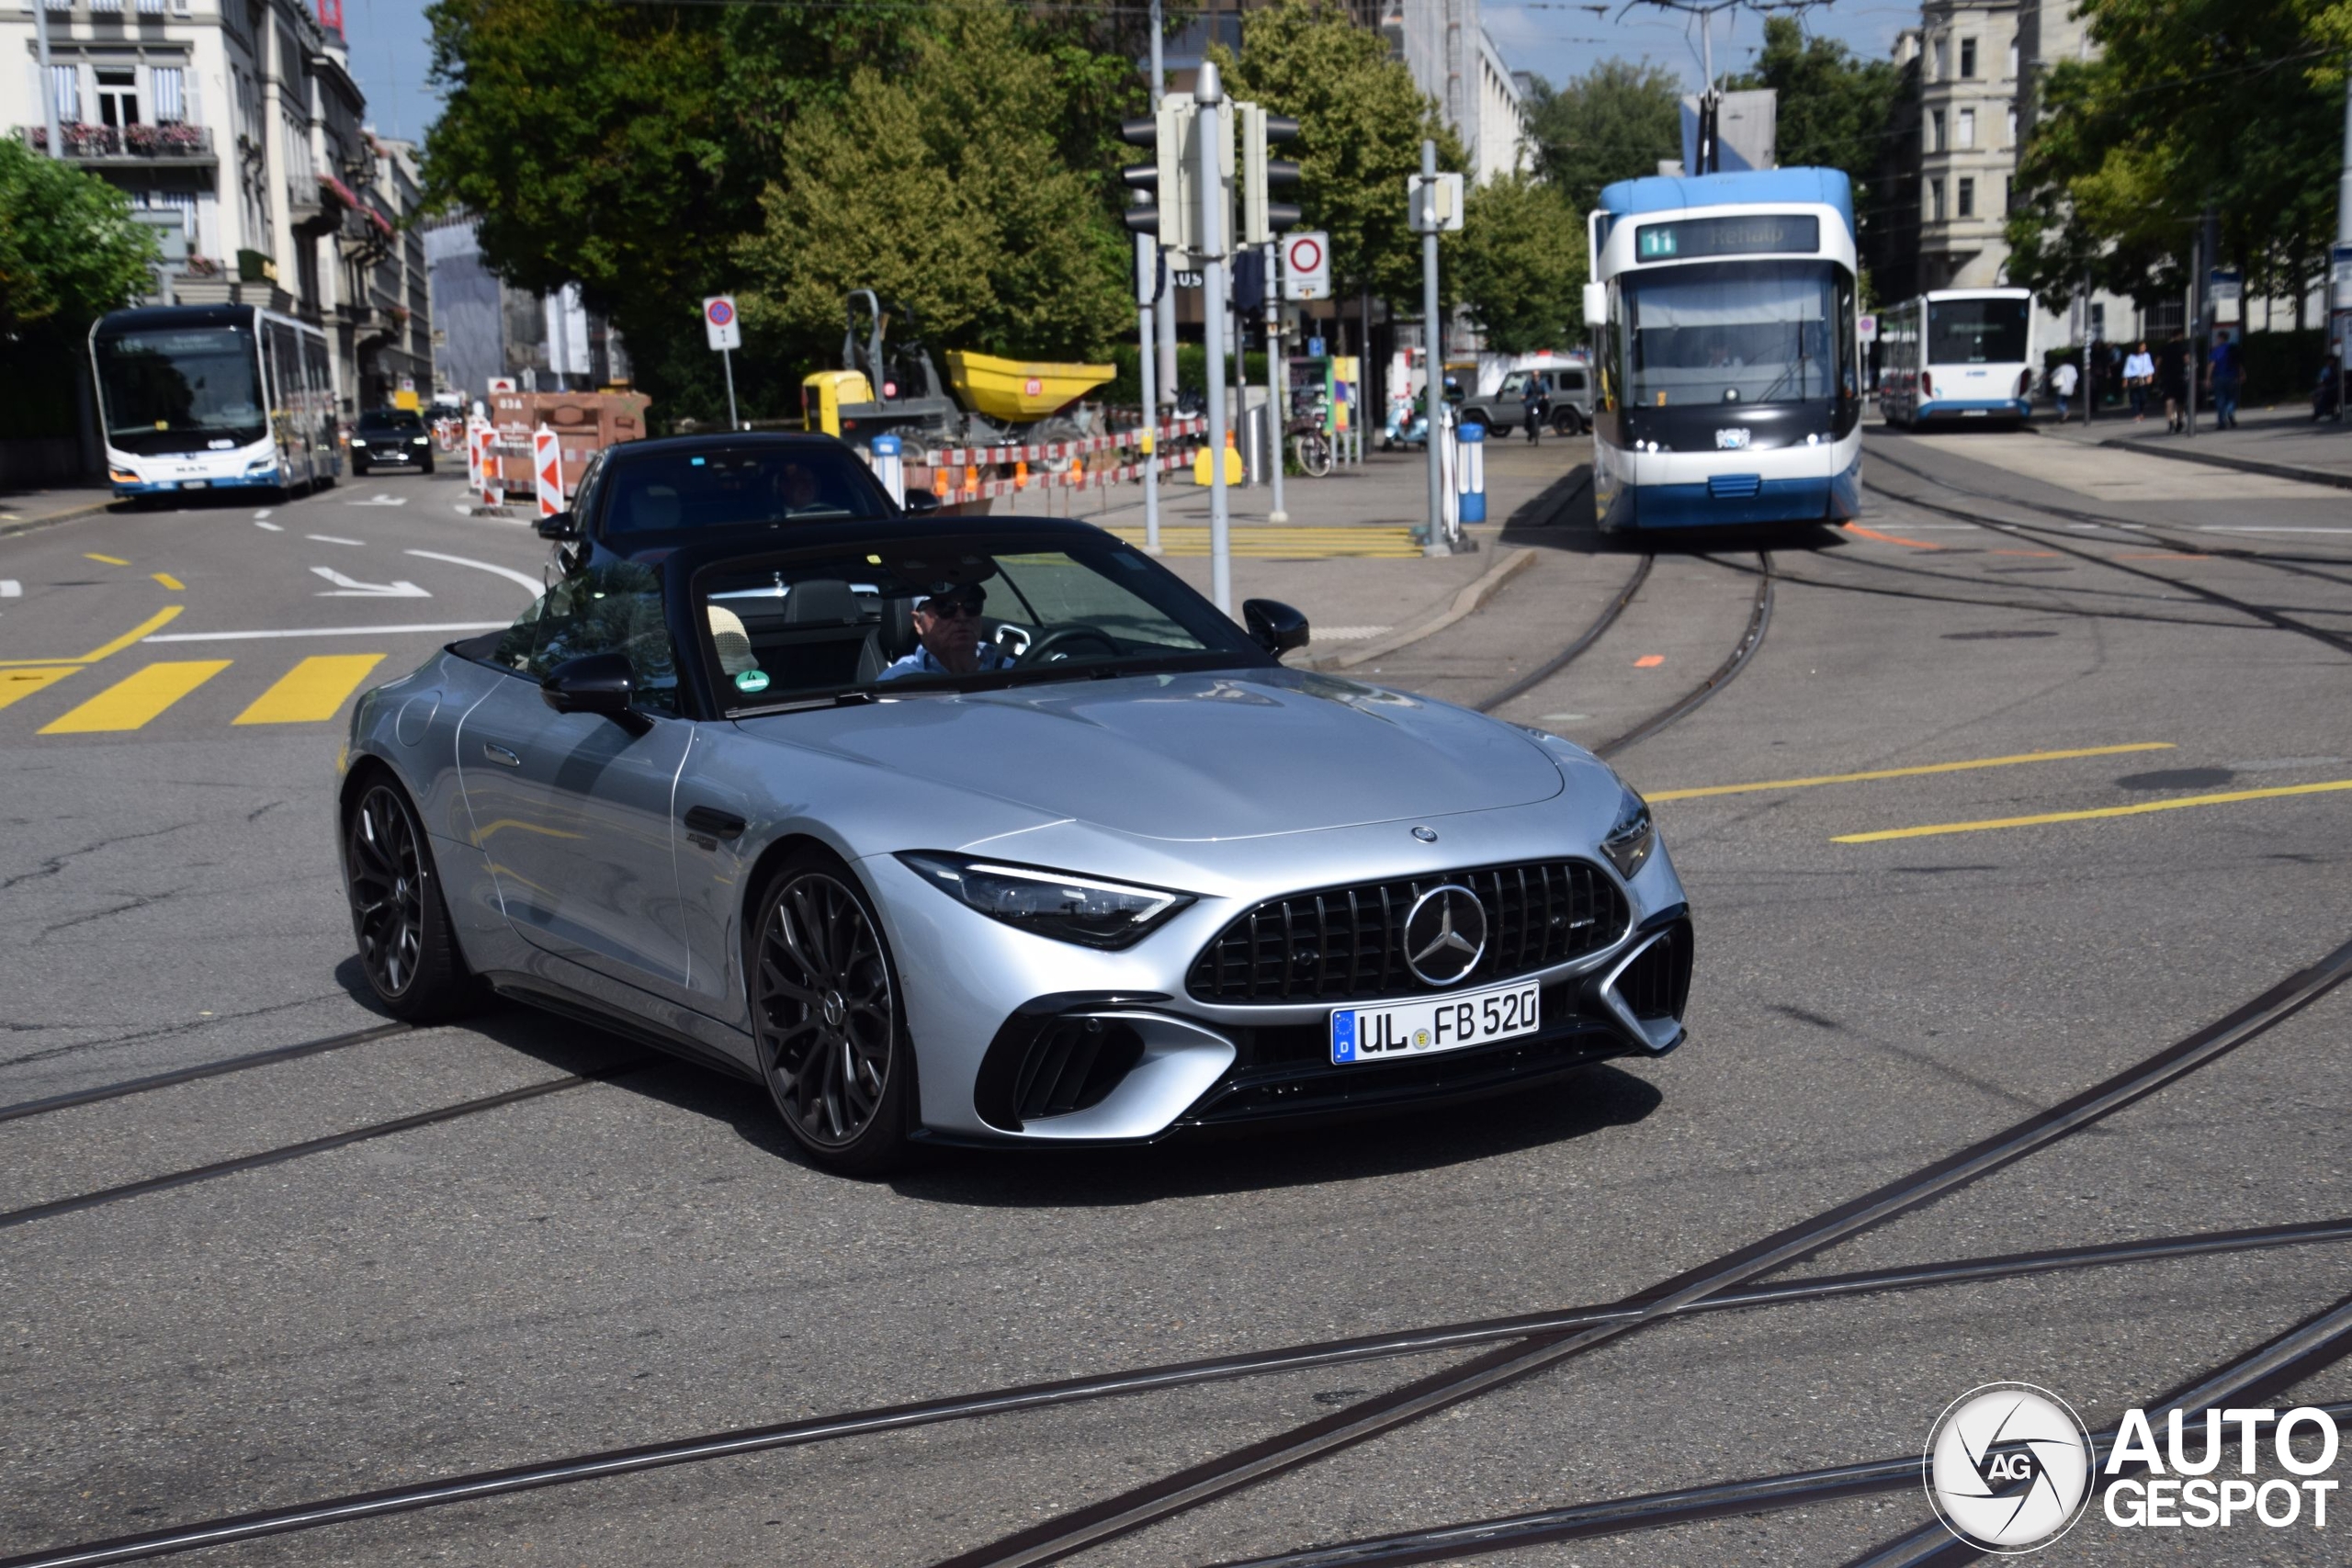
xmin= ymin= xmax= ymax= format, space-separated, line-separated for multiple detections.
xmin=253 ymin=509 xmax=274 ymax=520
xmin=1313 ymin=626 xmax=1392 ymax=641
xmin=254 ymin=520 xmax=284 ymax=532
xmin=1540 ymin=713 xmax=1590 ymax=722
xmin=311 ymin=565 xmax=430 ymax=598
xmin=147 ymin=621 xmax=508 ymax=643
xmin=404 ymin=549 xmax=542 ymax=598
xmin=348 ymin=494 xmax=408 ymax=508
xmin=306 ymin=534 xmax=365 ymax=546
xmin=2195 ymin=525 xmax=2352 ymax=534
xmin=0 ymin=581 xmax=19 ymax=598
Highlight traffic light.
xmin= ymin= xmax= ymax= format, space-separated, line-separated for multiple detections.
xmin=1120 ymin=101 xmax=1193 ymax=260
xmin=1239 ymin=104 xmax=1302 ymax=246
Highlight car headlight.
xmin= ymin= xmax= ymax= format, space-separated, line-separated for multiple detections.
xmin=898 ymin=852 xmax=1193 ymax=950
xmin=413 ymin=435 xmax=430 ymax=446
xmin=1600 ymin=782 xmax=1654 ymax=881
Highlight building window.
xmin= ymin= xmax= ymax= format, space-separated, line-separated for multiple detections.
xmin=2004 ymin=175 xmax=2014 ymax=212
xmin=1960 ymin=38 xmax=1977 ymax=78
xmin=92 ymin=0 xmax=126 ymax=13
xmin=1958 ymin=177 xmax=1975 ymax=218
xmin=1928 ymin=178 xmax=1945 ymax=222
xmin=2008 ymin=41 xmax=2019 ymax=78
xmin=48 ymin=64 xmax=81 ymax=122
xmin=2007 ymin=107 xmax=2018 ymax=146
xmin=96 ymin=68 xmax=140 ymax=130
xmin=1933 ymin=37 xmax=1949 ymax=81
xmin=1957 ymin=108 xmax=1975 ymax=149
xmin=151 ymin=67 xmax=186 ymax=123
xmin=1928 ymin=109 xmax=1943 ymax=152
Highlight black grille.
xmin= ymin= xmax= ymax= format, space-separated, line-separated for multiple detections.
xmin=1186 ymin=860 xmax=1628 ymax=1005
xmin=1617 ymin=920 xmax=1692 ymax=1021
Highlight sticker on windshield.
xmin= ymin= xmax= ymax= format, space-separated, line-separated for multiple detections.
xmin=733 ymin=670 xmax=771 ymax=694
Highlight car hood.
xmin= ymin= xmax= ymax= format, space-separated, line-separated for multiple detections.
xmin=732 ymin=669 xmax=1565 ymax=842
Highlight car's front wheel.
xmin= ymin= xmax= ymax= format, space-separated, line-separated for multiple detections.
xmin=750 ymin=852 xmax=913 ymax=1175
xmin=344 ymin=778 xmax=481 ymax=1021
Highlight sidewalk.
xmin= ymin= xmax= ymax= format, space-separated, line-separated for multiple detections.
xmin=2034 ymin=402 xmax=2352 ymax=490
xmin=0 ymin=486 xmax=118 ymax=537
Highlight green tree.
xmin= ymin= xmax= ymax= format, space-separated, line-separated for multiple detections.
xmin=1453 ymin=173 xmax=1586 ymax=354
xmin=736 ymin=3 xmax=1132 ymax=363
xmin=1212 ymin=0 xmax=1465 ymax=312
xmin=2006 ymin=0 xmax=2346 ymax=318
xmin=1727 ymin=18 xmax=1901 ymax=231
xmin=1522 ymin=60 xmax=1681 ymax=220
xmin=0 ymin=139 xmax=157 ymax=339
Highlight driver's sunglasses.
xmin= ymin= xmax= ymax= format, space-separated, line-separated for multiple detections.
xmin=920 ymin=594 xmax=985 ymax=619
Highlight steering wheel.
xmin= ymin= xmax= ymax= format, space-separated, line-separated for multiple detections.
xmin=1016 ymin=626 xmax=1121 ymax=665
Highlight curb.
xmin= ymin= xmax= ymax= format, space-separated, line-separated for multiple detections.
xmin=0 ymin=498 xmax=116 ymax=540
xmin=2088 ymin=434 xmax=2352 ymax=492
xmin=1303 ymin=545 xmax=1537 ymax=672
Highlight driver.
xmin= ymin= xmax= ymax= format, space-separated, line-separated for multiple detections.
xmin=877 ymin=581 xmax=1012 ymax=681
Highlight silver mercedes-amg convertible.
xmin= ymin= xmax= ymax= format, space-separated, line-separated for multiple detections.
xmin=337 ymin=510 xmax=1691 ymax=1173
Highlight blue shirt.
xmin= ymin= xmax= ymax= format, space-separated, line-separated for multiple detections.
xmin=877 ymin=642 xmax=1012 ymax=682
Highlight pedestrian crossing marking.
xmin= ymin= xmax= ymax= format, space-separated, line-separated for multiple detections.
xmin=1103 ymin=525 xmax=1422 ymax=558
xmin=0 ymin=667 xmax=78 ymax=711
xmin=85 ymin=553 xmax=130 ymax=567
xmin=232 ymin=654 xmax=387 ymax=726
xmin=40 ymin=660 xmax=232 ymax=734
xmin=153 ymin=572 xmax=185 ymax=591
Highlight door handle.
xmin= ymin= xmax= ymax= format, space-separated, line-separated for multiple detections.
xmin=481 ymin=742 xmax=521 ymax=767
xmin=683 ymin=805 xmax=746 ymax=840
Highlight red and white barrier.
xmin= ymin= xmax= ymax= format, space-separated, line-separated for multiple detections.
xmin=532 ymin=425 xmax=563 ymax=518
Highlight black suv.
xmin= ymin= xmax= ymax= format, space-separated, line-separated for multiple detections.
xmin=352 ymin=408 xmax=435 ymax=475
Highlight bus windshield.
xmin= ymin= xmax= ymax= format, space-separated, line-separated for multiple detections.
xmin=1928 ymin=298 xmax=2030 ymax=365
xmin=1624 ymin=261 xmax=1840 ymax=408
xmin=94 ymin=326 xmax=266 ymax=455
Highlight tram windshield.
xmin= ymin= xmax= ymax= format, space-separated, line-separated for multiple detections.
xmin=94 ymin=325 xmax=266 ymax=454
xmin=1928 ymin=297 xmax=2030 ymax=365
xmin=1623 ymin=261 xmax=1844 ymax=408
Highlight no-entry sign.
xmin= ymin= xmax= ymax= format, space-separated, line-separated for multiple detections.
xmin=703 ymin=295 xmax=741 ymax=351
xmin=1282 ymin=231 xmax=1329 ymax=301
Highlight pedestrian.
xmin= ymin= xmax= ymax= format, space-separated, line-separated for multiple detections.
xmin=2208 ymin=329 xmax=2244 ymax=431
xmin=2051 ymin=357 xmax=2078 ymax=423
xmin=2158 ymin=337 xmax=2189 ymax=434
xmin=1521 ymin=375 xmax=1545 ymax=444
xmin=2123 ymin=341 xmax=2155 ymax=421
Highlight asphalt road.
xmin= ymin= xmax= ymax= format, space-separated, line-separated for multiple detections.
xmin=2 ymin=432 xmax=2349 ymax=1567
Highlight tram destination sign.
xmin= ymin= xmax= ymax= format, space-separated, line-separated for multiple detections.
xmin=1635 ymin=214 xmax=1820 ymax=262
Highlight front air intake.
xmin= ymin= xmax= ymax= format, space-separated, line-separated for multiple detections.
xmin=1708 ymin=473 xmax=1762 ymax=500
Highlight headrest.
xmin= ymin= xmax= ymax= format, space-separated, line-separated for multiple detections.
xmin=783 ymin=578 xmax=860 ymax=626
xmin=706 ymin=604 xmax=757 ymax=674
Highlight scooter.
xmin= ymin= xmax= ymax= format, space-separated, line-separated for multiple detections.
xmin=1381 ymin=400 xmax=1430 ymax=451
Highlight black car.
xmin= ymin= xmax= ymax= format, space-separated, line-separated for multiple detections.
xmin=351 ymin=408 xmax=435 ymax=475
xmin=536 ymin=431 xmax=937 ymax=578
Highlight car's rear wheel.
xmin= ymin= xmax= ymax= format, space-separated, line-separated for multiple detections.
xmin=352 ymin=456 xmax=369 ymax=476
xmin=344 ymin=779 xmax=481 ymax=1021
xmin=750 ymin=852 xmax=912 ymax=1175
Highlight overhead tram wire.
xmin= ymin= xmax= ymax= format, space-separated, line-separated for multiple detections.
xmin=9 ymin=1215 xmax=2352 ymax=1568
xmin=921 ymin=934 xmax=2352 ymax=1568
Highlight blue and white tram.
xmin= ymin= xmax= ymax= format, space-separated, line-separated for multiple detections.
xmin=1876 ymin=288 xmax=2035 ymax=426
xmin=1584 ymin=168 xmax=1861 ymax=530
xmin=89 ymin=303 xmax=341 ymax=500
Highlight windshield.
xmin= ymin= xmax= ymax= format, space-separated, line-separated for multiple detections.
xmin=604 ymin=446 xmax=890 ymax=534
xmin=1624 ymin=261 xmax=1840 ymax=407
xmin=1928 ymin=298 xmax=2030 ymax=365
xmin=698 ymin=539 xmax=1263 ymax=710
xmin=94 ymin=326 xmax=266 ymax=455
xmin=357 ymin=409 xmax=424 ymax=433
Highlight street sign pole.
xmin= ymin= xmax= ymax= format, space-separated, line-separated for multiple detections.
xmin=721 ymin=348 xmax=740 ymax=432
xmin=1266 ymin=242 xmax=1287 ymax=524
xmin=32 ymin=0 xmax=62 ymax=160
xmin=1137 ymin=229 xmax=1162 ymax=554
xmin=704 ymin=296 xmax=743 ymax=430
xmin=1419 ymin=140 xmax=1446 ymax=554
xmin=1196 ymin=62 xmax=1232 ymax=615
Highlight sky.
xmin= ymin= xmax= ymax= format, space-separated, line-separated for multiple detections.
xmin=334 ymin=0 xmax=1924 ymax=149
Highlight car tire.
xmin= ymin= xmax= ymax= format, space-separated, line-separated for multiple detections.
xmin=421 ymin=456 xmax=435 ymax=475
xmin=748 ymin=849 xmax=915 ymax=1176
xmin=352 ymin=457 xmax=368 ymax=477
xmin=1553 ymin=409 xmax=1584 ymax=436
xmin=343 ymin=776 xmax=483 ymax=1022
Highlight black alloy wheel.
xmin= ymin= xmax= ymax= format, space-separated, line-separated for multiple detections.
xmin=344 ymin=780 xmax=479 ymax=1021
xmin=752 ymin=857 xmax=910 ymax=1173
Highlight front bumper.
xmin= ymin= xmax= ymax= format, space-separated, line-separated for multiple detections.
xmin=359 ymin=446 xmax=430 ymax=465
xmin=1916 ymin=399 xmax=2032 ymax=421
xmin=112 ymin=469 xmax=280 ymax=497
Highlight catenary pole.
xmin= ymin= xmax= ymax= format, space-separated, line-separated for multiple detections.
xmin=2336 ymin=65 xmax=2351 ymax=419
xmin=1266 ymin=240 xmax=1287 ymax=523
xmin=1420 ymin=138 xmax=1444 ymax=551
xmin=1198 ymin=62 xmax=1232 ymax=614
xmin=1150 ymin=0 xmax=1178 ymax=412
xmin=1138 ymin=228 xmax=1161 ymax=553
xmin=33 ymin=0 xmax=63 ymax=160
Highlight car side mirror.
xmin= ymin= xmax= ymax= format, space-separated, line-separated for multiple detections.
xmin=1243 ymin=598 xmax=1310 ymax=657
xmin=541 ymin=651 xmax=650 ymax=733
xmin=902 ymin=490 xmax=943 ymax=515
xmin=535 ymin=508 xmax=581 ymax=541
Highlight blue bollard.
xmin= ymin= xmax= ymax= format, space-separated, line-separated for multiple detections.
xmin=1455 ymin=419 xmax=1486 ymax=524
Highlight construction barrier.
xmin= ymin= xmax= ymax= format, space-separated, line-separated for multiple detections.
xmin=908 ymin=416 xmax=1211 ymax=506
xmin=869 ymin=433 xmax=905 ymax=505
xmin=532 ymin=426 xmax=563 ymax=519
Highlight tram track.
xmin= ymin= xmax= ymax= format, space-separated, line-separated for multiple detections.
xmin=0 ymin=1021 xmax=412 ymax=1126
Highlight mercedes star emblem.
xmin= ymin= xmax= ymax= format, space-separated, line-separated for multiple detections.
xmin=1412 ymin=826 xmax=1439 ymax=842
xmin=1402 ymin=884 xmax=1488 ymax=987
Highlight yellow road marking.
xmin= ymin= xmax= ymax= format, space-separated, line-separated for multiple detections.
xmin=1649 ymin=743 xmax=2177 ymax=803
xmin=0 ymin=667 xmax=78 ymax=711
xmin=85 ymin=553 xmax=130 ymax=566
xmin=39 ymin=660 xmax=230 ymax=734
xmin=1842 ymin=522 xmax=1944 ymax=551
xmin=232 ymin=654 xmax=387 ymax=725
xmin=1102 ymin=525 xmax=1423 ymax=558
xmin=0 ymin=605 xmax=186 ymax=669
xmin=1833 ymin=779 xmax=2352 ymax=844
xmin=152 ymin=572 xmax=184 ymax=591
xmin=1634 ymin=654 xmax=1665 ymax=668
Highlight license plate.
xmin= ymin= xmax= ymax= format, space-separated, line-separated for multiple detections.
xmin=1962 ymin=410 xmax=1988 ymax=418
xmin=179 ymin=479 xmax=209 ymax=489
xmin=1330 ymin=979 xmax=1541 ymax=1065
xmin=1715 ymin=427 xmax=1751 ymax=450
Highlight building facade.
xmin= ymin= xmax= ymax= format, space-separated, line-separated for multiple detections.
xmin=4 ymin=0 xmax=429 ymax=414
xmin=424 ymin=214 xmax=628 ymax=405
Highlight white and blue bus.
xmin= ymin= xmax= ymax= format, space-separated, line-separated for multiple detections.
xmin=1876 ymin=288 xmax=2035 ymax=426
xmin=1585 ymin=168 xmax=1861 ymax=530
xmin=89 ymin=303 xmax=340 ymax=500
